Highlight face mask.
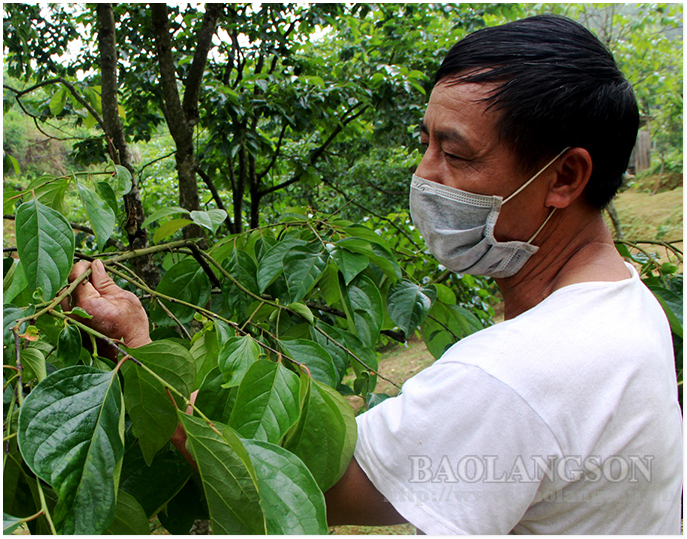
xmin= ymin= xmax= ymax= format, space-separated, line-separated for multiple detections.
xmin=409 ymin=149 xmax=568 ymax=279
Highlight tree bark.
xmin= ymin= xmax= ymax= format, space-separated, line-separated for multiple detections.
xmin=96 ymin=3 xmax=160 ymax=288
xmin=150 ymin=3 xmax=223 ymax=241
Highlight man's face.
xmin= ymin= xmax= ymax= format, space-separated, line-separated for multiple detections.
xmin=416 ymin=81 xmax=552 ymax=244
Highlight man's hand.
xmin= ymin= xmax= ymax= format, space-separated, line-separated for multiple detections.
xmin=65 ymin=259 xmax=151 ymax=349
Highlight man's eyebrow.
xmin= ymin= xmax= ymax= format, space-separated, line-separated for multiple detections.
xmin=419 ymin=121 xmax=476 ymax=153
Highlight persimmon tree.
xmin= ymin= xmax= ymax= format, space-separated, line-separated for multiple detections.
xmin=3 ymin=3 xmax=682 ymax=535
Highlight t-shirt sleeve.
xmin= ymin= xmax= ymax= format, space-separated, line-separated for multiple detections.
xmin=354 ymin=359 xmax=562 ymax=535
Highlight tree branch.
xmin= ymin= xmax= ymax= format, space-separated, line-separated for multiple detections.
xmin=259 ymin=104 xmax=369 ymax=197
xmin=5 ymin=77 xmax=106 ymax=133
xmin=257 ymin=120 xmax=288 ymax=181
xmin=181 ymin=3 xmax=223 ymax=125
xmin=195 ymin=168 xmax=234 ymax=230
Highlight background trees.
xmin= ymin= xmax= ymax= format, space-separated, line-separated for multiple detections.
xmin=3 ymin=3 xmax=682 ymax=535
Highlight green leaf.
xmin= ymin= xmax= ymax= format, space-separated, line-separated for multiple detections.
xmin=77 ymin=183 xmax=116 ymax=249
xmin=15 ymin=199 xmax=75 ymax=299
xmin=20 ymin=348 xmax=46 ymax=383
xmin=283 ymin=243 xmax=328 ymax=303
xmin=190 ymin=209 xmax=227 ymax=234
xmin=189 ymin=329 xmax=220 ymax=389
xmin=69 ymin=306 xmax=93 ymax=319
xmin=387 ymin=280 xmax=437 ymax=335
xmin=367 ymin=392 xmax=393 ymax=409
xmin=112 ymin=165 xmax=133 ymax=196
xmin=122 ymin=341 xmax=195 ymax=465
xmin=228 ymin=359 xmax=301 ymax=443
xmin=27 ymin=175 xmax=71 ymax=215
xmin=17 ymin=366 xmax=125 ymax=534
xmin=6 ymin=152 xmax=20 ymax=175
xmin=150 ymin=258 xmax=212 ymax=326
xmin=179 ymin=415 xmax=266 ymax=534
xmin=218 ymin=335 xmax=261 ymax=388
xmin=105 ymin=490 xmax=149 ymax=535
xmin=288 ymin=302 xmax=315 ymax=324
xmin=331 ymin=247 xmax=369 ymax=285
xmin=421 ymin=302 xmax=482 ymax=359
xmin=195 ymin=367 xmax=236 ymax=424
xmin=342 ymin=274 xmax=384 ymax=347
xmin=3 ymin=260 xmax=28 ymax=305
xmin=3 ymin=513 xmax=23 ymax=535
xmin=141 ymin=206 xmax=189 ymax=229
xmin=336 ymin=237 xmax=401 ymax=281
xmin=153 ymin=218 xmax=194 ymax=243
xmin=96 ymin=181 xmax=119 ymax=217
xmin=648 ymin=285 xmax=683 ymax=338
xmin=278 ymin=338 xmax=337 ymax=387
xmin=242 ymin=439 xmax=328 ymax=534
xmin=256 ymin=238 xmax=307 ymax=293
xmin=119 ymin=445 xmax=194 ymax=519
xmin=49 ymin=87 xmax=67 ymax=116
xmin=56 ymin=324 xmax=83 ymax=367
xmin=284 ymin=380 xmax=356 ymax=491
xmin=83 ymin=112 xmax=98 ymax=129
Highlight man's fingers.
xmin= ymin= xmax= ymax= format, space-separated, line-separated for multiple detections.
xmin=90 ymin=259 xmax=118 ymax=293
xmin=68 ymin=260 xmax=92 ymax=283
xmin=70 ymin=278 xmax=101 ymax=309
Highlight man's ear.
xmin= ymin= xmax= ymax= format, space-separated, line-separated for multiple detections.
xmin=545 ymin=147 xmax=593 ymax=209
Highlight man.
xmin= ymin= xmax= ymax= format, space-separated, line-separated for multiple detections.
xmin=325 ymin=14 xmax=682 ymax=534
xmin=68 ymin=15 xmax=681 ymax=534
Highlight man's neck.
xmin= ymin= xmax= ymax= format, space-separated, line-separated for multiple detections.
xmin=496 ymin=207 xmax=631 ymax=320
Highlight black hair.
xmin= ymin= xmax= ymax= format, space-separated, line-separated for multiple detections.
xmin=434 ymin=14 xmax=639 ymax=208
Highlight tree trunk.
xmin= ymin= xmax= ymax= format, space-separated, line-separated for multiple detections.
xmin=150 ymin=3 xmax=223 ymax=241
xmin=249 ymin=153 xmax=260 ymax=229
xmin=96 ymin=3 xmax=160 ymax=288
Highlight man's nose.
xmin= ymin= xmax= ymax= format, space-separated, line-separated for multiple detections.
xmin=414 ymin=146 xmax=441 ymax=184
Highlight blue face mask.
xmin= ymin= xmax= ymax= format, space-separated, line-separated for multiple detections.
xmin=409 ymin=149 xmax=568 ymax=279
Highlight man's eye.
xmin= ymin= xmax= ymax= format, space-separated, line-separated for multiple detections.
xmin=444 ymin=151 xmax=463 ymax=161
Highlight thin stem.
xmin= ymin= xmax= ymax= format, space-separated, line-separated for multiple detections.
xmin=36 ymin=479 xmax=57 ymax=535
xmin=13 ymin=329 xmax=24 ymax=406
xmin=311 ymin=325 xmax=401 ymax=390
xmin=13 ymin=240 xmax=194 ymax=329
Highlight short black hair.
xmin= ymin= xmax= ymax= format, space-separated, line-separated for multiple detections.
xmin=434 ymin=14 xmax=639 ymax=209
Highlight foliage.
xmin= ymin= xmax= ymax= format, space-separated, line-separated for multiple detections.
xmin=615 ymin=240 xmax=683 ymax=406
xmin=2 ymin=4 xmax=682 ymax=535
xmin=2 ymin=161 xmax=493 ymax=533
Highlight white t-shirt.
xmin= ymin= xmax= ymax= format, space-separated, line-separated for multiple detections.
xmin=354 ymin=264 xmax=682 ymax=534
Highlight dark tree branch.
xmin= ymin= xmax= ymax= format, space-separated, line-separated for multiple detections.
xmin=137 ymin=150 xmax=176 ymax=176
xmin=5 ymin=77 xmax=105 ymax=133
xmin=259 ymin=104 xmax=369 ymax=198
xmin=97 ymin=3 xmax=159 ymax=287
xmin=151 ymin=4 xmax=189 ymax=140
xmin=196 ymin=168 xmax=234 ymax=229
xmin=182 ymin=3 xmax=223 ymax=126
xmin=257 ymin=121 xmax=289 ymax=181
xmin=318 ymin=176 xmax=421 ymax=250
xmin=306 ymin=301 xmax=407 ymax=343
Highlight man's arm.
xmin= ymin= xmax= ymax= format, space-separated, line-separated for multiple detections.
xmin=325 ymin=457 xmax=407 ymax=527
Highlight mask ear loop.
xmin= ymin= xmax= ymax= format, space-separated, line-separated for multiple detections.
xmin=527 ymin=207 xmax=556 ymax=244
xmin=503 ymin=147 xmax=571 ymax=204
